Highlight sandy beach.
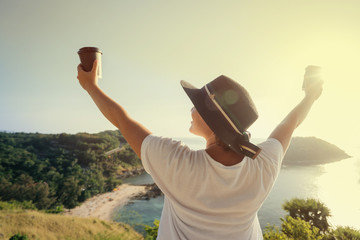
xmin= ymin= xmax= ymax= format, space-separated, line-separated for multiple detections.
xmin=63 ymin=184 xmax=146 ymax=221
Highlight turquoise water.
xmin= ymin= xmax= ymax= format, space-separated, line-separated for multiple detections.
xmin=115 ymin=138 xmax=360 ymax=233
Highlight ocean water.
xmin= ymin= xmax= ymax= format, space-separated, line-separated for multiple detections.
xmin=115 ymin=138 xmax=360 ymax=233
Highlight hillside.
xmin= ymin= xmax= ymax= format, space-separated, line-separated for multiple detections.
xmin=0 ymin=130 xmax=141 ymax=210
xmin=0 ymin=210 xmax=143 ymax=240
xmin=283 ymin=137 xmax=351 ymax=166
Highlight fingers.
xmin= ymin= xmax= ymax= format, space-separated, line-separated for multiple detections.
xmin=76 ymin=61 xmax=98 ymax=89
xmin=77 ymin=64 xmax=86 ymax=73
xmin=305 ymin=78 xmax=323 ymax=101
xmin=91 ymin=60 xmax=98 ymax=75
xmin=312 ymin=79 xmax=324 ymax=88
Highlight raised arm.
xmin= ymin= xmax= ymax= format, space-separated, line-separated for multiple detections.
xmin=269 ymin=67 xmax=323 ymax=153
xmin=77 ymin=60 xmax=151 ymax=158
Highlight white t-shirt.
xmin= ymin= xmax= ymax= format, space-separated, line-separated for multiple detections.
xmin=141 ymin=135 xmax=284 ymax=240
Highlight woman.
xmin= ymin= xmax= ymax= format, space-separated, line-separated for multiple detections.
xmin=77 ymin=60 xmax=323 ymax=239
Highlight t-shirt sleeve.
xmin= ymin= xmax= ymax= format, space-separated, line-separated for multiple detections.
xmin=256 ymin=138 xmax=284 ymax=173
xmin=141 ymin=134 xmax=192 ymax=183
xmin=140 ymin=134 xmax=157 ymax=174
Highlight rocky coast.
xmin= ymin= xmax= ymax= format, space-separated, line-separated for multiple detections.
xmin=131 ymin=183 xmax=163 ymax=201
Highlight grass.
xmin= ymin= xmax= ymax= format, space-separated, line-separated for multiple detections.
xmin=0 ymin=210 xmax=143 ymax=240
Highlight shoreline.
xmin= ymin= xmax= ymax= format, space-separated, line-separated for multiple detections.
xmin=63 ymin=183 xmax=146 ymax=221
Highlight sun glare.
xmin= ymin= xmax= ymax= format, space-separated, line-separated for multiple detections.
xmin=317 ymin=158 xmax=360 ymax=228
xmin=287 ymin=31 xmax=360 ymax=146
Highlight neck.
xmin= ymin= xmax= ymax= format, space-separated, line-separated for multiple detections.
xmin=205 ymin=134 xmax=217 ymax=149
xmin=204 ymin=134 xmax=245 ymax=166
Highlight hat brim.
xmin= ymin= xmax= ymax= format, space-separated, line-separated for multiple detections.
xmin=181 ymin=80 xmax=217 ymax=114
xmin=181 ymin=80 xmax=237 ymax=146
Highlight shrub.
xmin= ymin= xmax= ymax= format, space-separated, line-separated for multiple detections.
xmin=283 ymin=198 xmax=331 ymax=234
xmin=0 ymin=200 xmax=37 ymax=210
xmin=323 ymin=226 xmax=360 ymax=240
xmin=9 ymin=233 xmax=29 ymax=240
xmin=263 ymin=216 xmax=321 ymax=240
xmin=45 ymin=205 xmax=64 ymax=214
xmin=145 ymin=219 xmax=159 ymax=240
xmin=281 ymin=216 xmax=321 ymax=240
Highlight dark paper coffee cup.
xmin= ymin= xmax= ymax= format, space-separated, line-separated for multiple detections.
xmin=78 ymin=47 xmax=102 ymax=78
xmin=302 ymin=65 xmax=321 ymax=90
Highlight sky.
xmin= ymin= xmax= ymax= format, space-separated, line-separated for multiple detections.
xmin=1 ymin=0 xmax=360 ymax=150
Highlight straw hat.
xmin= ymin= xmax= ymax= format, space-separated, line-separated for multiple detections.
xmin=181 ymin=75 xmax=261 ymax=159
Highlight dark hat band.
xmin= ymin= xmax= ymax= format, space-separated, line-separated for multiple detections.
xmin=237 ymin=137 xmax=262 ymax=159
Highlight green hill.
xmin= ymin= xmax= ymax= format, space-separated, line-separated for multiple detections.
xmin=0 ymin=130 xmax=141 ymax=210
xmin=283 ymin=137 xmax=351 ymax=166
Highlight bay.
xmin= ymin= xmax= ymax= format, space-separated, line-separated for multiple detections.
xmin=115 ymin=138 xmax=360 ymax=233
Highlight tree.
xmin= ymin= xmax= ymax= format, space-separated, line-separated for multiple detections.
xmin=0 ymin=174 xmax=54 ymax=209
xmin=32 ymin=181 xmax=55 ymax=209
xmin=0 ymin=130 xmax=141 ymax=209
xmin=283 ymin=198 xmax=331 ymax=234
xmin=58 ymin=176 xmax=82 ymax=208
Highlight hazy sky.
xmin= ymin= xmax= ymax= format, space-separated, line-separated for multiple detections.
xmin=1 ymin=0 xmax=360 ymax=149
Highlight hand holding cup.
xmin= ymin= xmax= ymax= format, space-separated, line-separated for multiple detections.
xmin=77 ymin=59 xmax=100 ymax=91
xmin=303 ymin=65 xmax=323 ymax=101
xmin=78 ymin=47 xmax=102 ymax=78
xmin=77 ymin=47 xmax=102 ymax=91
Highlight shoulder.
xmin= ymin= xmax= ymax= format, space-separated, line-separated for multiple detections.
xmin=258 ymin=138 xmax=284 ymax=153
xmin=141 ymin=135 xmax=191 ymax=156
xmin=141 ymin=135 xmax=196 ymax=170
xmin=140 ymin=135 xmax=204 ymax=185
xmin=256 ymin=138 xmax=284 ymax=165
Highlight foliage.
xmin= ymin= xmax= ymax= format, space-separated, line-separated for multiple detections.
xmin=0 ymin=130 xmax=141 ymax=209
xmin=0 ymin=175 xmax=55 ymax=209
xmin=282 ymin=198 xmax=331 ymax=234
xmin=144 ymin=219 xmax=160 ymax=240
xmin=323 ymin=226 xmax=360 ymax=240
xmin=9 ymin=234 xmax=29 ymax=240
xmin=264 ymin=216 xmax=321 ymax=240
xmin=45 ymin=205 xmax=64 ymax=214
xmin=0 ymin=200 xmax=37 ymax=210
xmin=264 ymin=217 xmax=360 ymax=240
xmin=281 ymin=216 xmax=321 ymax=239
xmin=264 ymin=198 xmax=360 ymax=240
xmin=263 ymin=224 xmax=288 ymax=240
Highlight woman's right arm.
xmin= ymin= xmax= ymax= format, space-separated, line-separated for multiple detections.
xmin=269 ymin=68 xmax=323 ymax=153
xmin=77 ymin=60 xmax=151 ymax=158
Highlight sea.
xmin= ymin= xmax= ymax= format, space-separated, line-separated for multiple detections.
xmin=114 ymin=137 xmax=360 ymax=233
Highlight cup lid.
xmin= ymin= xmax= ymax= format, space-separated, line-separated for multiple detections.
xmin=305 ymin=65 xmax=321 ymax=73
xmin=78 ymin=47 xmax=102 ymax=54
